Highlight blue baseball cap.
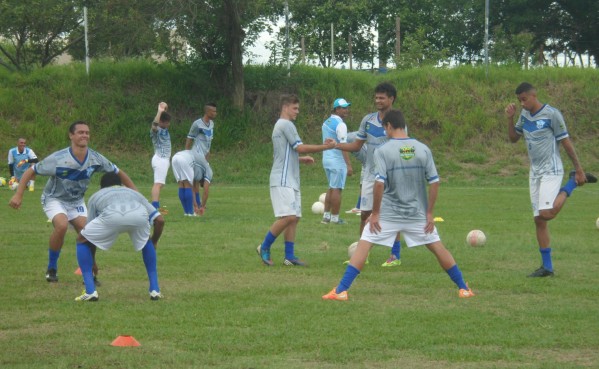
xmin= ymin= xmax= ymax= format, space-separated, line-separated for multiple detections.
xmin=333 ymin=98 xmax=351 ymax=109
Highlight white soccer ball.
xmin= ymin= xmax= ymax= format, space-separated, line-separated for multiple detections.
xmin=466 ymin=230 xmax=486 ymax=247
xmin=319 ymin=192 xmax=327 ymax=204
xmin=347 ymin=241 xmax=359 ymax=258
xmin=596 ymin=217 xmax=599 ymax=230
xmin=10 ymin=181 xmax=19 ymax=191
xmin=311 ymin=201 xmax=324 ymax=214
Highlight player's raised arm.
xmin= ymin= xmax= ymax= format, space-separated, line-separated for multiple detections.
xmin=505 ymin=103 xmax=520 ymax=143
xmin=152 ymin=102 xmax=168 ymax=132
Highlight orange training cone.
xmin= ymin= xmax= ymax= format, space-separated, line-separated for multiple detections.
xmin=74 ymin=267 xmax=82 ymax=275
xmin=111 ymin=335 xmax=141 ymax=347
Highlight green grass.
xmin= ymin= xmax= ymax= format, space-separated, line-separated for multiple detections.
xmin=1 ymin=181 xmax=598 ymax=368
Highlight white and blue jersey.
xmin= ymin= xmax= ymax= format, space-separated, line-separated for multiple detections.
xmin=322 ymin=114 xmax=348 ymax=169
xmin=515 ymin=104 xmax=568 ymax=177
xmin=150 ymin=126 xmax=171 ymax=159
xmin=87 ymin=186 xmax=160 ymax=225
xmin=357 ymin=112 xmax=388 ymax=182
xmin=8 ymin=146 xmax=37 ymax=180
xmin=34 ymin=147 xmax=118 ymax=206
xmin=270 ymin=118 xmax=302 ymax=190
xmin=374 ymin=138 xmax=439 ymax=222
xmin=187 ymin=118 xmax=214 ymax=157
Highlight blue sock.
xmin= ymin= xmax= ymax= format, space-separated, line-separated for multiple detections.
xmin=48 ymin=249 xmax=60 ymax=270
xmin=261 ymin=231 xmax=277 ymax=250
xmin=76 ymin=243 xmax=96 ymax=294
xmin=446 ymin=264 xmax=468 ymax=290
xmin=356 ymin=195 xmax=361 ymax=209
xmin=336 ymin=264 xmax=361 ymax=293
xmin=142 ymin=240 xmax=160 ymax=292
xmin=560 ymin=178 xmax=577 ymax=197
xmin=152 ymin=201 xmax=159 ymax=209
xmin=195 ymin=193 xmax=201 ymax=207
xmin=178 ymin=188 xmax=187 ymax=213
xmin=183 ymin=188 xmax=193 ymax=214
xmin=391 ymin=240 xmax=401 ymax=259
xmin=284 ymin=241 xmax=295 ymax=260
xmin=540 ymin=248 xmax=553 ymax=271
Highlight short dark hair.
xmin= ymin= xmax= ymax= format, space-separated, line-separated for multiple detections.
xmin=280 ymin=94 xmax=300 ymax=108
xmin=69 ymin=121 xmax=88 ymax=134
xmin=382 ymin=109 xmax=407 ymax=130
xmin=515 ymin=82 xmax=535 ymax=95
xmin=375 ymin=82 xmax=397 ymax=102
xmin=160 ymin=112 xmax=171 ymax=123
xmin=100 ymin=172 xmax=122 ymax=188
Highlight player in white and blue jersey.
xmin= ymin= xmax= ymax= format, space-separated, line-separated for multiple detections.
xmin=185 ymin=102 xmax=217 ymax=161
xmin=9 ymin=121 xmax=137 ymax=284
xmin=323 ymin=109 xmax=475 ymax=301
xmin=171 ymin=149 xmax=212 ymax=216
xmin=321 ymin=98 xmax=352 ymax=225
xmin=150 ymin=102 xmax=171 ymax=212
xmin=505 ymin=82 xmax=596 ymax=278
xmin=7 ymin=137 xmax=38 ymax=191
xmin=336 ymin=82 xmax=403 ymax=267
xmin=75 ymin=172 xmax=165 ymax=302
xmin=256 ymin=94 xmax=337 ymax=267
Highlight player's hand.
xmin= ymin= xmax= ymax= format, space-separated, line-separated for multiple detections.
xmin=17 ymin=159 xmax=27 ymax=167
xmin=198 ymin=206 xmax=205 ymax=216
xmin=300 ymin=156 xmax=315 ymax=165
xmin=324 ymin=138 xmax=336 ymax=149
xmin=504 ymin=103 xmax=516 ymax=118
xmin=424 ymin=213 xmax=435 ymax=234
xmin=347 ymin=166 xmax=353 ymax=176
xmin=8 ymin=194 xmax=22 ymax=210
xmin=158 ymin=102 xmax=168 ymax=112
xmin=368 ymin=213 xmax=381 ymax=234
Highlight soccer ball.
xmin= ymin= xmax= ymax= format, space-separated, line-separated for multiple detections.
xmin=0 ymin=177 xmax=6 ymax=186
xmin=319 ymin=192 xmax=327 ymax=204
xmin=311 ymin=201 xmax=324 ymax=214
xmin=596 ymin=217 xmax=599 ymax=230
xmin=466 ymin=230 xmax=486 ymax=247
xmin=8 ymin=177 xmax=18 ymax=190
xmin=347 ymin=241 xmax=358 ymax=258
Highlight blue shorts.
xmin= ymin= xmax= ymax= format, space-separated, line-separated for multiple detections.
xmin=324 ymin=167 xmax=347 ymax=189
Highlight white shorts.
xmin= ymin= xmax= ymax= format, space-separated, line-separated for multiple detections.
xmin=270 ymin=186 xmax=302 ymax=218
xmin=43 ymin=197 xmax=87 ymax=221
xmin=81 ymin=208 xmax=150 ymax=251
xmin=152 ymin=155 xmax=170 ymax=184
xmin=529 ymin=175 xmax=562 ymax=216
xmin=359 ymin=180 xmax=375 ymax=211
xmin=171 ymin=153 xmax=193 ymax=183
xmin=361 ymin=219 xmax=441 ymax=247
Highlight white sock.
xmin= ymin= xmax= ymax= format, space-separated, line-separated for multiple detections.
xmin=323 ymin=212 xmax=331 ymax=220
xmin=331 ymin=214 xmax=339 ymax=223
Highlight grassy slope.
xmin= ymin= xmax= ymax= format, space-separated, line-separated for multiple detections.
xmin=0 ymin=61 xmax=598 ymax=187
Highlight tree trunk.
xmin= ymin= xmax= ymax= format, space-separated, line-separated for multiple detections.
xmin=224 ymin=0 xmax=244 ymax=110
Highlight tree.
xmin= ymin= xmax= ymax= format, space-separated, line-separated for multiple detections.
xmin=0 ymin=0 xmax=82 ymax=71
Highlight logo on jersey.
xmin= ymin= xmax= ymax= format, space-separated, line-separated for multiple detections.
xmin=400 ymin=146 xmax=415 ymax=160
xmin=536 ymin=120 xmax=545 ymax=129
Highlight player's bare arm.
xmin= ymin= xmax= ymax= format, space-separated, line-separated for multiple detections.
xmin=560 ymin=138 xmax=586 ymax=186
xmin=425 ymin=182 xmax=440 ymax=234
xmin=505 ymin=103 xmax=520 ymax=143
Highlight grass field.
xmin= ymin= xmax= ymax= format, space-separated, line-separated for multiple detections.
xmin=1 ymin=182 xmax=598 ymax=368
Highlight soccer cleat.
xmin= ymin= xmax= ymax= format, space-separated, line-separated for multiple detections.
xmin=28 ymin=184 xmax=34 ymax=192
xmin=381 ymin=255 xmax=401 ymax=267
xmin=459 ymin=287 xmax=475 ymax=298
xmin=569 ymin=170 xmax=598 ymax=183
xmin=46 ymin=268 xmax=58 ymax=283
xmin=320 ymin=218 xmax=330 ymax=224
xmin=256 ymin=245 xmax=273 ymax=266
xmin=345 ymin=208 xmax=361 ymax=214
xmin=331 ymin=219 xmax=347 ymax=225
xmin=149 ymin=290 xmax=162 ymax=300
xmin=283 ymin=258 xmax=307 ymax=266
xmin=527 ymin=266 xmax=554 ymax=277
xmin=75 ymin=290 xmax=99 ymax=302
xmin=322 ymin=288 xmax=348 ymax=301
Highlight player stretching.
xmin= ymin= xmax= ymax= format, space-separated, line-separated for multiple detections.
xmin=323 ymin=109 xmax=475 ymax=301
xmin=9 ymin=121 xmax=136 ymax=283
xmin=505 ymin=82 xmax=596 ymax=277
xmin=256 ymin=94 xmax=336 ymax=266
xmin=150 ymin=102 xmax=172 ymax=214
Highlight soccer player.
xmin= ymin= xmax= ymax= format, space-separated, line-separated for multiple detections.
xmin=344 ymin=131 xmax=366 ymax=214
xmin=171 ymin=149 xmax=212 ymax=216
xmin=9 ymin=121 xmax=136 ymax=283
xmin=75 ymin=172 xmax=165 ymax=302
xmin=323 ymin=109 xmax=475 ymax=301
xmin=256 ymin=94 xmax=337 ymax=266
xmin=150 ymin=102 xmax=172 ymax=213
xmin=505 ymin=82 xmax=597 ymax=277
xmin=321 ymin=98 xmax=353 ymax=225
xmin=7 ymin=137 xmax=39 ymax=191
xmin=185 ymin=102 xmax=217 ymax=161
xmin=336 ymin=82 xmax=402 ymax=267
